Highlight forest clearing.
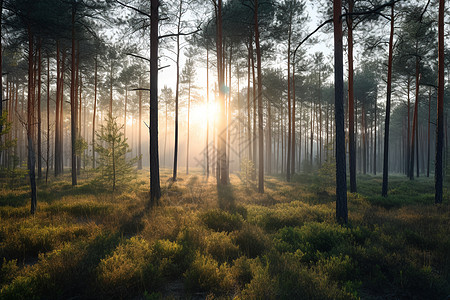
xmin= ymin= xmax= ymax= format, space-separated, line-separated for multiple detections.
xmin=0 ymin=169 xmax=449 ymax=299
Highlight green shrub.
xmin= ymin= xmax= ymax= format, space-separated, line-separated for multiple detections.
xmin=205 ymin=232 xmax=239 ymax=263
xmin=183 ymin=252 xmax=233 ymax=294
xmin=273 ymin=223 xmax=356 ymax=262
xmin=0 ymin=222 xmax=93 ymax=260
xmin=230 ymin=256 xmax=254 ymax=288
xmin=1 ymin=241 xmax=91 ymax=299
xmin=150 ymin=239 xmax=192 ymax=278
xmin=240 ymin=263 xmax=276 ymax=300
xmin=200 ymin=209 xmax=243 ymax=232
xmin=96 ymin=237 xmax=156 ymax=297
xmin=232 ymin=224 xmax=270 ymax=258
xmin=315 ymin=255 xmax=358 ymax=283
xmin=0 ymin=259 xmax=19 ymax=287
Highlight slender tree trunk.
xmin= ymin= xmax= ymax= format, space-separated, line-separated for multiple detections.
xmin=173 ymin=0 xmax=182 ymax=181
xmin=251 ymin=43 xmax=257 ymax=180
xmin=186 ymin=77 xmax=191 ymax=175
xmin=138 ymin=77 xmax=142 ymax=169
xmin=150 ymin=0 xmax=161 ymax=205
xmin=407 ymin=78 xmax=411 ymax=177
xmin=347 ymin=0 xmax=356 ymax=192
xmin=286 ymin=14 xmax=292 ymax=182
xmin=381 ymin=5 xmax=394 ymax=197
xmin=427 ymin=86 xmax=431 ymax=177
xmin=435 ymin=0 xmax=444 ymax=204
xmin=410 ymin=55 xmax=420 ymax=180
xmin=76 ymin=47 xmax=81 ymax=176
xmin=27 ymin=27 xmax=37 ymax=214
xmin=217 ymin=0 xmax=228 ymax=185
xmin=334 ymin=0 xmax=347 ymax=224
xmin=92 ymin=55 xmax=97 ymax=169
xmin=55 ymin=42 xmax=61 ymax=176
xmin=37 ymin=39 xmax=42 ymax=178
xmin=247 ymin=41 xmax=252 ymax=163
xmin=254 ymin=0 xmax=264 ymax=193
xmin=71 ymin=5 xmax=77 ymax=186
xmin=46 ymin=55 xmax=50 ymax=183
xmin=373 ymin=101 xmax=377 ymax=175
xmin=206 ymin=47 xmax=210 ymax=178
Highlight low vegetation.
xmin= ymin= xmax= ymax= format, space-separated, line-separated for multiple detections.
xmin=0 ymin=169 xmax=449 ymax=299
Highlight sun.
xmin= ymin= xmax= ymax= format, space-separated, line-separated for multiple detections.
xmin=190 ymin=98 xmax=219 ymax=128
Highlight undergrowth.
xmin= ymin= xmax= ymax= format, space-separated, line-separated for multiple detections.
xmin=0 ymin=169 xmax=449 ymax=299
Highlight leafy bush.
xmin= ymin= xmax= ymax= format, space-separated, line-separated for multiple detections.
xmin=150 ymin=239 xmax=192 ymax=278
xmin=0 ymin=221 xmax=93 ymax=260
xmin=273 ymin=223 xmax=355 ymax=262
xmin=205 ymin=231 xmax=239 ymax=263
xmin=96 ymin=237 xmax=157 ymax=297
xmin=183 ymin=252 xmax=233 ymax=294
xmin=0 ymin=259 xmax=19 ymax=287
xmin=240 ymin=262 xmax=276 ymax=299
xmin=230 ymin=256 xmax=254 ymax=288
xmin=232 ymin=224 xmax=270 ymax=258
xmin=200 ymin=209 xmax=243 ymax=232
xmin=315 ymin=255 xmax=358 ymax=283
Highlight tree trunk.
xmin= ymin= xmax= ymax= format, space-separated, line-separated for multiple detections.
xmin=173 ymin=0 xmax=182 ymax=181
xmin=138 ymin=76 xmax=142 ymax=169
xmin=27 ymin=26 xmax=37 ymax=214
xmin=150 ymin=0 xmax=161 ymax=205
xmin=71 ymin=4 xmax=77 ymax=186
xmin=186 ymin=76 xmax=191 ymax=175
xmin=382 ymin=4 xmax=395 ymax=197
xmin=55 ymin=42 xmax=61 ymax=176
xmin=435 ymin=0 xmax=444 ymax=204
xmin=206 ymin=47 xmax=210 ymax=178
xmin=92 ymin=55 xmax=98 ymax=169
xmin=46 ymin=55 xmax=50 ymax=183
xmin=247 ymin=41 xmax=252 ymax=163
xmin=410 ymin=55 xmax=420 ymax=180
xmin=254 ymin=0 xmax=264 ymax=193
xmin=286 ymin=14 xmax=292 ymax=182
xmin=347 ymin=0 xmax=356 ymax=192
xmin=37 ymin=39 xmax=42 ymax=178
xmin=217 ymin=0 xmax=228 ymax=185
xmin=333 ymin=0 xmax=347 ymax=224
xmin=427 ymin=86 xmax=431 ymax=177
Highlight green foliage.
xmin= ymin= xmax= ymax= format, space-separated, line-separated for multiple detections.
xmin=205 ymin=231 xmax=239 ymax=263
xmin=0 ymin=171 xmax=449 ymax=299
xmin=96 ymin=237 xmax=157 ymax=297
xmin=0 ymin=259 xmax=19 ymax=287
xmin=199 ymin=209 xmax=243 ymax=232
xmin=239 ymin=158 xmax=255 ymax=186
xmin=311 ymin=156 xmax=336 ymax=195
xmin=232 ymin=224 xmax=270 ymax=258
xmin=95 ymin=115 xmax=139 ymax=191
xmin=0 ymin=112 xmax=16 ymax=153
xmin=183 ymin=252 xmax=233 ymax=294
xmin=240 ymin=262 xmax=277 ymax=299
xmin=273 ymin=223 xmax=360 ymax=262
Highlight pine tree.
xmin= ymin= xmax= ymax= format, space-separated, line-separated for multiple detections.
xmin=95 ymin=115 xmax=139 ymax=191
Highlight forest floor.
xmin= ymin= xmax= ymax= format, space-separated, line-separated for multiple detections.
xmin=0 ymin=168 xmax=449 ymax=299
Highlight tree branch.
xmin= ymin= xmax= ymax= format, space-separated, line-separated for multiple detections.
xmin=116 ymin=0 xmax=150 ymax=18
xmin=158 ymin=28 xmax=201 ymax=40
xmin=126 ymin=53 xmax=150 ymax=62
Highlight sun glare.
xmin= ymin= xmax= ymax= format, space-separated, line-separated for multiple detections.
xmin=190 ymin=99 xmax=219 ymax=128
